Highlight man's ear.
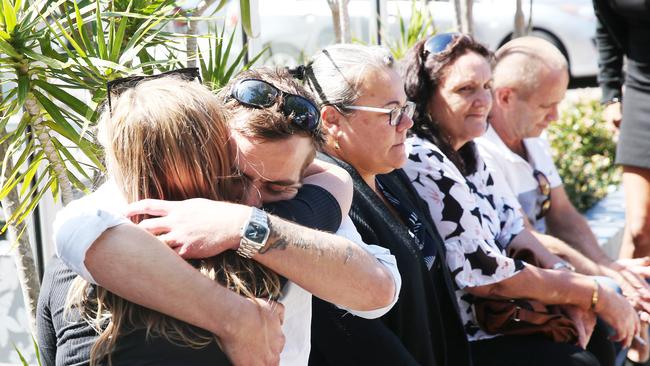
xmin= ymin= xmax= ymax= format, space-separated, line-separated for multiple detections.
xmin=494 ymin=87 xmax=514 ymax=108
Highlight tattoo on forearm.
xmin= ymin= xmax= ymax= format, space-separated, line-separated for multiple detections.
xmin=259 ymin=216 xmax=354 ymax=266
xmin=344 ymin=245 xmax=354 ymax=264
xmin=260 ymin=217 xmax=357 ymax=264
xmin=259 ymin=236 xmax=289 ymax=254
xmin=259 ymin=217 xmax=315 ymax=254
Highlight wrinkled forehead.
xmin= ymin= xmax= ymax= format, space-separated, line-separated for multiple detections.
xmin=356 ymin=67 xmax=407 ymax=104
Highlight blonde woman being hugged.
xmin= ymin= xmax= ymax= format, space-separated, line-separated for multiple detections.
xmin=37 ymin=73 xmax=275 ymax=365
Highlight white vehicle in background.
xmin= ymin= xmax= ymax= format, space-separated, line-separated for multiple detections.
xmin=181 ymin=0 xmax=597 ymax=78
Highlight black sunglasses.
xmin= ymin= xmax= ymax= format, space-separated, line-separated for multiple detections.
xmin=533 ymin=169 xmax=552 ymax=220
xmin=230 ymin=78 xmax=321 ymax=134
xmin=107 ymin=68 xmax=202 ymax=113
xmin=423 ymin=32 xmax=461 ymax=57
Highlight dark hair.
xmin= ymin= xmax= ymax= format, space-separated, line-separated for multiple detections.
xmin=402 ymin=34 xmax=493 ymax=176
xmin=218 ymin=67 xmax=325 ymax=149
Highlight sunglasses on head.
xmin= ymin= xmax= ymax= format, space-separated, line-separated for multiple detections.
xmin=533 ymin=169 xmax=552 ymax=220
xmin=229 ymin=78 xmax=321 ymax=134
xmin=423 ymin=32 xmax=461 ymax=57
xmin=107 ymin=68 xmax=202 ymax=113
xmin=343 ymin=101 xmax=416 ymax=127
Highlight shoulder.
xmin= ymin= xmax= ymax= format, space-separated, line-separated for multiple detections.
xmin=524 ymin=136 xmax=562 ymax=187
xmin=524 ymin=136 xmax=554 ymax=160
xmin=475 ymin=130 xmax=518 ymax=173
xmin=406 ymin=136 xmax=447 ymax=163
xmin=475 ymin=129 xmax=504 ymax=156
xmin=405 ymin=136 xmax=464 ymax=181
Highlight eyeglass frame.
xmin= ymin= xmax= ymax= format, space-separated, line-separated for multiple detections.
xmin=106 ymin=68 xmax=202 ymax=113
xmin=229 ymin=78 xmax=321 ymax=134
xmin=342 ymin=101 xmax=416 ymax=126
xmin=533 ymin=169 xmax=552 ymax=220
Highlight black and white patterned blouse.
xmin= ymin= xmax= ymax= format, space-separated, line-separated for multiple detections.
xmin=403 ymin=135 xmax=525 ymax=341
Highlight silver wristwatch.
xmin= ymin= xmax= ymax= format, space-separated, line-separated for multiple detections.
xmin=237 ymin=207 xmax=270 ymax=258
xmin=552 ymin=260 xmax=576 ymax=272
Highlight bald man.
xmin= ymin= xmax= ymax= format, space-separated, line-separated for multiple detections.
xmin=475 ymin=38 xmax=650 ymax=357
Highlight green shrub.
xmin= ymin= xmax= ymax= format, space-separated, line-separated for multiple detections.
xmin=547 ymin=96 xmax=621 ymax=212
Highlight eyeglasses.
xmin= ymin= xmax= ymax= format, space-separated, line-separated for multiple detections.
xmin=107 ymin=68 xmax=202 ymax=113
xmin=343 ymin=101 xmax=416 ymax=126
xmin=423 ymin=32 xmax=460 ymax=56
xmin=533 ymin=169 xmax=552 ymax=219
xmin=230 ymin=78 xmax=321 ymax=134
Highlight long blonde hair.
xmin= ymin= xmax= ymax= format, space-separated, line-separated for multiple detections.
xmin=66 ymin=76 xmax=282 ymax=365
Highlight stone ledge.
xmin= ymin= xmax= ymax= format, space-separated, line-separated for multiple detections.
xmin=584 ymin=186 xmax=625 ymax=258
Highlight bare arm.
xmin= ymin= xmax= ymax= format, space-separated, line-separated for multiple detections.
xmin=129 ymin=198 xmax=395 ymax=311
xmin=467 ymin=264 xmax=639 ymax=347
xmin=546 ymin=186 xmax=611 ymax=264
xmin=522 ymin=212 xmax=603 ymax=275
xmin=85 ymin=224 xmax=285 ymax=366
xmin=255 ymin=214 xmax=395 ymax=310
xmin=545 ymin=186 xmax=650 ymax=312
xmin=506 ymin=228 xmax=565 ymax=269
xmin=303 ymin=159 xmax=353 ymax=217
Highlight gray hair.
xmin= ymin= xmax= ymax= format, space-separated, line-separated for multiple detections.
xmin=305 ymin=44 xmax=395 ymax=107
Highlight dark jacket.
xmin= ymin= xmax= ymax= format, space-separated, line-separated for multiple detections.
xmin=593 ymin=0 xmax=627 ymax=103
xmin=593 ymin=0 xmax=650 ymax=103
xmin=309 ymin=154 xmax=472 ymax=366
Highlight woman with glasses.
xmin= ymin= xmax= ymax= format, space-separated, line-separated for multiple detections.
xmin=304 ymin=44 xmax=472 ymax=366
xmin=401 ymin=32 xmax=639 ymax=366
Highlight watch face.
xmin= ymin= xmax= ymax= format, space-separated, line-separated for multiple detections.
xmin=245 ymin=222 xmax=269 ymax=243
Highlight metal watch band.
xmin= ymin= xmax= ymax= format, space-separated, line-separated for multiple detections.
xmin=236 ymin=207 xmax=269 ymax=258
xmin=552 ymin=261 xmax=576 ymax=272
xmin=236 ymin=240 xmax=263 ymax=258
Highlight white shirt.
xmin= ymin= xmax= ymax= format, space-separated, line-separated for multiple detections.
xmin=476 ymin=126 xmax=562 ymax=233
xmin=53 ymin=181 xmax=401 ymax=366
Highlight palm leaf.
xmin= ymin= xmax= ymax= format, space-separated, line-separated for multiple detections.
xmin=239 ymin=0 xmax=253 ymax=37
xmin=19 ymin=152 xmax=43 ymax=197
xmin=2 ymin=0 xmax=18 ymax=33
xmin=32 ymin=79 xmax=95 ymax=120
xmin=12 ymin=343 xmax=29 ymax=366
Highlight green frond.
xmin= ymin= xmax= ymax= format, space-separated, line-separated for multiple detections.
xmin=32 ymin=79 xmax=95 ymax=120
xmin=239 ymin=0 xmax=252 ymax=37
xmin=199 ymin=24 xmax=267 ymax=91
xmin=2 ymin=0 xmax=18 ymax=33
xmin=43 ymin=120 xmax=103 ymax=170
xmin=19 ymin=150 xmax=43 ymax=196
xmin=51 ymin=137 xmax=94 ymax=181
xmin=12 ymin=343 xmax=29 ymax=366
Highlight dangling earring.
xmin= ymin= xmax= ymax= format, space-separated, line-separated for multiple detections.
xmin=330 ymin=135 xmax=340 ymax=150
